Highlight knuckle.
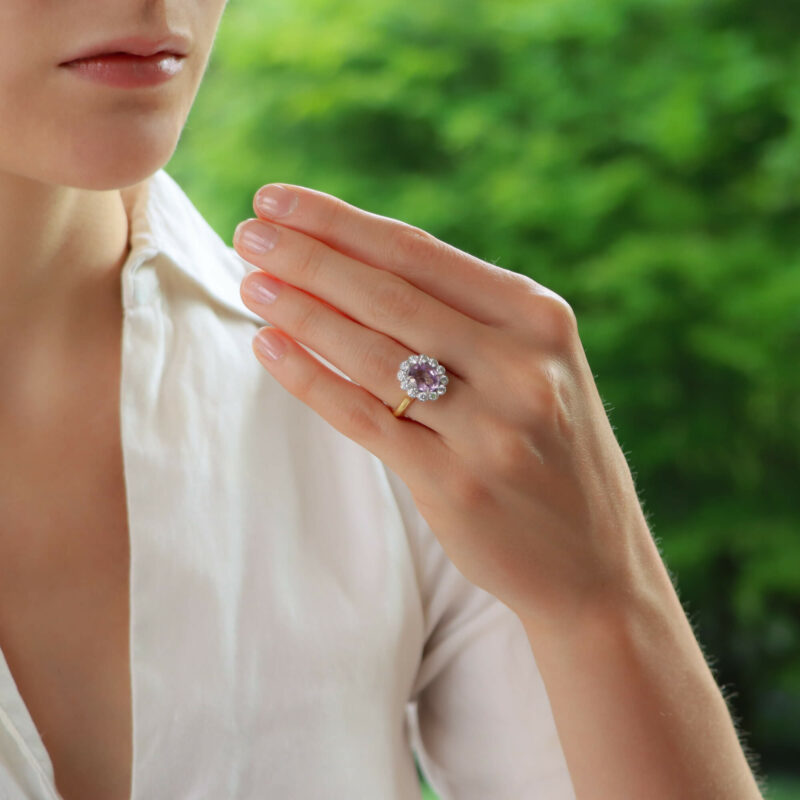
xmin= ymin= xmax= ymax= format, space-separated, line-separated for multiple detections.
xmin=341 ymin=397 xmax=385 ymax=442
xmin=502 ymin=271 xmax=540 ymax=303
xmin=289 ymin=361 xmax=322 ymax=405
xmin=290 ymin=366 xmax=385 ymax=444
xmin=294 ymin=238 xmax=325 ymax=283
xmin=528 ymin=377 xmax=561 ymax=422
xmin=543 ymin=361 xmax=576 ymax=442
xmin=366 ymin=277 xmax=422 ymax=326
xmin=318 ymin=195 xmax=349 ymax=240
xmin=358 ymin=336 xmax=398 ymax=384
xmin=508 ymin=361 xmax=562 ymax=430
xmin=289 ymin=295 xmax=320 ymax=341
xmin=515 ymin=364 xmax=573 ymax=450
xmin=531 ymin=292 xmax=578 ymax=349
xmin=388 ymin=223 xmax=444 ymax=267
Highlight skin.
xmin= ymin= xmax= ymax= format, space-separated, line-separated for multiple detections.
xmin=0 ymin=0 xmax=766 ymax=797
xmin=0 ymin=3 xmax=227 ymax=799
xmin=0 ymin=0 xmax=228 ymax=371
xmin=233 ymin=186 xmax=767 ymax=798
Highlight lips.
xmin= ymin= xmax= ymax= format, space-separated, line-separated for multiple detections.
xmin=59 ymin=51 xmax=187 ymax=89
xmin=65 ymin=52 xmax=183 ymax=64
xmin=60 ymin=34 xmax=191 ymax=64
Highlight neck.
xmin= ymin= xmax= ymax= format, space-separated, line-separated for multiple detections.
xmin=0 ymin=170 xmax=145 ymax=408
xmin=0 ymin=170 xmax=134 ymax=326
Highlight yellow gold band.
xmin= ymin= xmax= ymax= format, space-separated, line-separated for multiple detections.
xmin=392 ymin=396 xmax=416 ymax=418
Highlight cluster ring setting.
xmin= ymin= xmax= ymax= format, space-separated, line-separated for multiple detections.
xmin=396 ymin=354 xmax=448 ymax=402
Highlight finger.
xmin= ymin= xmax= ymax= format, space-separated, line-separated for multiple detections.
xmin=240 ymin=269 xmax=476 ymax=443
xmin=250 ymin=183 xmax=539 ymax=330
xmin=248 ymin=323 xmax=448 ymax=490
xmin=233 ymin=217 xmax=486 ymax=383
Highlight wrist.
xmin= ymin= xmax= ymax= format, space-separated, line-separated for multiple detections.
xmin=517 ymin=512 xmax=678 ymax=647
xmin=517 ymin=542 xmax=764 ymax=800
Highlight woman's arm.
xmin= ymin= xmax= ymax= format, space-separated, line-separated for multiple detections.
xmin=518 ymin=519 xmax=765 ymax=800
xmin=234 ymin=184 xmax=766 ymax=798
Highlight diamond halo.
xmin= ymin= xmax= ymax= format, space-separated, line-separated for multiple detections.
xmin=396 ymin=354 xmax=449 ymax=402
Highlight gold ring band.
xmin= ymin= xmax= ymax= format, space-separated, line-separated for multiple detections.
xmin=392 ymin=396 xmax=416 ymax=418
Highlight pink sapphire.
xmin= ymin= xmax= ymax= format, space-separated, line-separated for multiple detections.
xmin=397 ymin=354 xmax=449 ymax=401
xmin=408 ymin=362 xmax=441 ymax=392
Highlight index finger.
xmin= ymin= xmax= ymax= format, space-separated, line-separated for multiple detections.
xmin=251 ymin=183 xmax=536 ymax=328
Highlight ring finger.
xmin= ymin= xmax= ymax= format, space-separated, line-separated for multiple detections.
xmin=239 ymin=269 xmax=477 ymax=438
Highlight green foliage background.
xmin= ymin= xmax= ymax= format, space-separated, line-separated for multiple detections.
xmin=167 ymin=0 xmax=800 ymax=794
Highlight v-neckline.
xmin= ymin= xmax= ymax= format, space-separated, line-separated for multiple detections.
xmin=0 ymin=644 xmax=61 ymax=798
xmin=0 ymin=248 xmax=153 ymax=800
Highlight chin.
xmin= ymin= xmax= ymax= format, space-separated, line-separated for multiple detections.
xmin=55 ymin=117 xmax=185 ymax=191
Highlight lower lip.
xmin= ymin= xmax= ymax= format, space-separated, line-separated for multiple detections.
xmin=60 ymin=52 xmax=185 ymax=88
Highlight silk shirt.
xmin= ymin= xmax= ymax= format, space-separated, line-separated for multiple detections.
xmin=0 ymin=168 xmax=575 ymax=800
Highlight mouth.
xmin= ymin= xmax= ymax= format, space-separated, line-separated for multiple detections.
xmin=58 ymin=50 xmax=187 ymax=89
xmin=59 ymin=34 xmax=191 ymax=65
xmin=62 ymin=51 xmax=185 ymax=65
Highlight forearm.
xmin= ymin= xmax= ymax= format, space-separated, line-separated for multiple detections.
xmin=519 ymin=524 xmax=764 ymax=800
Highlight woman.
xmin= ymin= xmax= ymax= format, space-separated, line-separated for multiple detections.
xmin=0 ymin=1 xmax=766 ymax=799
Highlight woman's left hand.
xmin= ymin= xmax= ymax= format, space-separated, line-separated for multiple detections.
xmin=233 ymin=183 xmax=652 ymax=630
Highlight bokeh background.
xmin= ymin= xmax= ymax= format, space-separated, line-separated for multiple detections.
xmin=165 ymin=0 xmax=800 ymax=796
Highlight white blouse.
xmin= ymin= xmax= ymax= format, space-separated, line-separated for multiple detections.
xmin=0 ymin=169 xmax=575 ymax=800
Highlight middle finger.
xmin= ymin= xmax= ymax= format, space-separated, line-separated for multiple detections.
xmin=233 ymin=217 xmax=486 ymax=381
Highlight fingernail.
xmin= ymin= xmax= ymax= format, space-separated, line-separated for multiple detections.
xmin=235 ymin=220 xmax=280 ymax=254
xmin=242 ymin=274 xmax=281 ymax=305
xmin=255 ymin=184 xmax=298 ymax=218
xmin=254 ymin=329 xmax=287 ymax=360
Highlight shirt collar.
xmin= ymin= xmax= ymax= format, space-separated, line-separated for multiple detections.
xmin=122 ymin=168 xmax=260 ymax=322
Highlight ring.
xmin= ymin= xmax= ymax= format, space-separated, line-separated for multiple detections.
xmin=393 ymin=354 xmax=449 ymax=418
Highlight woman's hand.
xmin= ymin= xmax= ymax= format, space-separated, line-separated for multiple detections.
xmin=233 ymin=183 xmax=652 ymax=629
xmin=232 ymin=183 xmax=767 ymax=800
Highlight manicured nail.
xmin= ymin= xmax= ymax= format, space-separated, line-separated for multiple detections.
xmin=235 ymin=220 xmax=280 ymax=254
xmin=254 ymin=329 xmax=287 ymax=360
xmin=255 ymin=184 xmax=298 ymax=218
xmin=242 ymin=274 xmax=282 ymax=305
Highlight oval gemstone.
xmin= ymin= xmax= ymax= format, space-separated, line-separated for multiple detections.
xmin=408 ymin=362 xmax=441 ymax=392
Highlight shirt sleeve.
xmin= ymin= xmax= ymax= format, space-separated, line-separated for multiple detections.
xmin=381 ymin=464 xmax=576 ymax=800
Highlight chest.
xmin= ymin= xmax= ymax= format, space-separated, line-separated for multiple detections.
xmin=0 ymin=297 xmax=427 ymax=799
xmin=0 ymin=353 xmax=133 ymax=800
